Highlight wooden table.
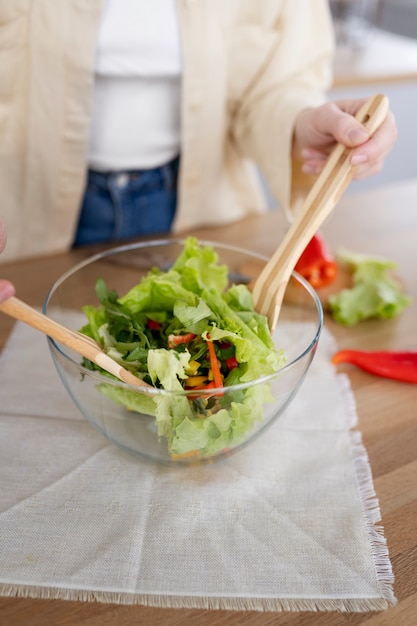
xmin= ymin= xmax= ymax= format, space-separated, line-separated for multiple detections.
xmin=1 ymin=178 xmax=416 ymax=625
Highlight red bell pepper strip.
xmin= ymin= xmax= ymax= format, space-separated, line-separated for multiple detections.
xmin=185 ymin=380 xmax=217 ymax=400
xmin=167 ymin=332 xmax=196 ymax=348
xmin=295 ymin=231 xmax=338 ymax=289
xmin=332 ymin=350 xmax=417 ymax=384
xmin=206 ymin=334 xmax=224 ymax=392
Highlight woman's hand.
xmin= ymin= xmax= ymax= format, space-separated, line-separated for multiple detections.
xmin=293 ymin=97 xmax=398 ymax=180
xmin=0 ymin=219 xmax=15 ymax=303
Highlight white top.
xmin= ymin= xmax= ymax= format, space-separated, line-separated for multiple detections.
xmin=88 ymin=0 xmax=182 ymax=171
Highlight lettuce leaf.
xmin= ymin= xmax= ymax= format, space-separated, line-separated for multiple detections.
xmin=329 ymin=250 xmax=412 ymax=326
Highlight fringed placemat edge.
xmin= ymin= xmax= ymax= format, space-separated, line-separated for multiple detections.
xmin=0 ymin=583 xmax=393 ymax=613
xmin=349 ymin=430 xmax=397 ymax=608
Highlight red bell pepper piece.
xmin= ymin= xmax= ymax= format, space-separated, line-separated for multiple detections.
xmin=295 ymin=231 xmax=338 ymax=289
xmin=167 ymin=332 xmax=196 ymax=348
xmin=186 ymin=381 xmax=217 ymax=400
xmin=147 ymin=319 xmax=162 ymax=331
xmin=225 ymin=356 xmax=238 ymax=371
xmin=332 ymin=350 xmax=417 ymax=384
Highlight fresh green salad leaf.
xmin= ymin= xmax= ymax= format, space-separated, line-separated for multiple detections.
xmin=79 ymin=237 xmax=285 ymax=458
xmin=329 ymin=249 xmax=412 ymax=326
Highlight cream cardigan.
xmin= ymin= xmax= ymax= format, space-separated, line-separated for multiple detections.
xmin=0 ymin=0 xmax=334 ymax=262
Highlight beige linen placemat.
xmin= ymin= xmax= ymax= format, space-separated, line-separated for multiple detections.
xmin=0 ymin=322 xmax=396 ymax=611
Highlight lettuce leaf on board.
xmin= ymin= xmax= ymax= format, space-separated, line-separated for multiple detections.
xmin=329 ymin=250 xmax=412 ymax=326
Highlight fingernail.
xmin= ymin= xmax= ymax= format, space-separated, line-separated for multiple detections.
xmin=301 ymin=164 xmax=317 ymax=175
xmin=351 ymin=153 xmax=368 ymax=166
xmin=301 ymin=148 xmax=315 ymax=159
xmin=348 ymin=128 xmax=369 ymax=144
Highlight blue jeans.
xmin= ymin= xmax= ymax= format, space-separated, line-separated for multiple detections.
xmin=72 ymin=156 xmax=179 ymax=246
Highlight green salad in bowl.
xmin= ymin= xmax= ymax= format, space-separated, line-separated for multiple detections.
xmin=44 ymin=238 xmax=322 ymax=465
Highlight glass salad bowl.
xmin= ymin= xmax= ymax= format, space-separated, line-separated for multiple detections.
xmin=43 ymin=238 xmax=323 ymax=465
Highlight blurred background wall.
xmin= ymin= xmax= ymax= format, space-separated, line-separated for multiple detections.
xmin=379 ymin=0 xmax=417 ymax=39
xmin=328 ymin=0 xmax=417 ymax=194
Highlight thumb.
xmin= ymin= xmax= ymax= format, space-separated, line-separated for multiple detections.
xmin=325 ymin=107 xmax=369 ymax=147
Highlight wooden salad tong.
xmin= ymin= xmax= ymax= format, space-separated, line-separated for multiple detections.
xmin=251 ymin=93 xmax=390 ymax=332
xmin=0 ymin=296 xmax=152 ymax=389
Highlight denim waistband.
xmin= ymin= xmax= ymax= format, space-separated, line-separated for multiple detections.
xmin=88 ymin=155 xmax=180 ymax=191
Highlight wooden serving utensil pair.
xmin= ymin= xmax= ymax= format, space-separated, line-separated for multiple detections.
xmin=0 ymin=94 xmax=389 ymax=384
xmin=251 ymin=93 xmax=389 ymax=332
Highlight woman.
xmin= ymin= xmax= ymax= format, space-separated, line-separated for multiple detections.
xmin=0 ymin=0 xmax=397 ymax=263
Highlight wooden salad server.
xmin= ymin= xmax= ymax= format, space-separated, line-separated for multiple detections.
xmin=251 ymin=93 xmax=390 ymax=332
xmin=0 ymin=296 xmax=153 ymax=389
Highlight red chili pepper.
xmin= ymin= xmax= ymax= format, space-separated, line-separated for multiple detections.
xmin=294 ymin=231 xmax=338 ymax=289
xmin=147 ymin=319 xmax=162 ymax=331
xmin=332 ymin=350 xmax=417 ymax=384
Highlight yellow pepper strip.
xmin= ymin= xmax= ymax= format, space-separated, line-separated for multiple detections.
xmin=185 ymin=375 xmax=208 ymax=387
xmin=186 ymin=360 xmax=200 ymax=376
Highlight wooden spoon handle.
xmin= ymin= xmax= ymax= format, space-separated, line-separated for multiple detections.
xmin=252 ymin=93 xmax=389 ymax=331
xmin=0 ymin=296 xmax=152 ymax=389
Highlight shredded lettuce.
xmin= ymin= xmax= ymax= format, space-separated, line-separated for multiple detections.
xmin=329 ymin=249 xmax=411 ymax=326
xmin=79 ymin=237 xmax=285 ymax=458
